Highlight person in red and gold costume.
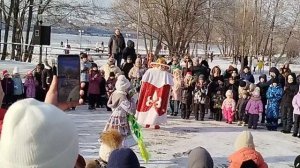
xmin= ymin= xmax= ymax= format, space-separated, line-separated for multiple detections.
xmin=136 ymin=58 xmax=174 ymax=129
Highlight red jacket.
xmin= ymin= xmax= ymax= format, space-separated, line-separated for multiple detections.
xmin=88 ymin=72 xmax=101 ymax=94
xmin=0 ymin=108 xmax=7 ymax=136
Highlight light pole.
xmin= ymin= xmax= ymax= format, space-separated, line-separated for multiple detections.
xmin=38 ymin=14 xmax=43 ymax=63
xmin=79 ymin=30 xmax=84 ymax=51
xmin=136 ymin=0 xmax=141 ymax=53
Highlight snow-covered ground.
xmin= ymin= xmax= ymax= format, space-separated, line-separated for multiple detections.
xmin=1 ymin=56 xmax=300 ymax=167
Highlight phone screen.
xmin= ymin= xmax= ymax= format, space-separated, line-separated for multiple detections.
xmin=57 ymin=55 xmax=80 ymax=102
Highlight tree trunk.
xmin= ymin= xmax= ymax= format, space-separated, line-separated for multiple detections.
xmin=24 ymin=0 xmax=33 ymax=53
xmin=1 ymin=0 xmax=14 ymax=60
xmin=11 ymin=0 xmax=20 ymax=60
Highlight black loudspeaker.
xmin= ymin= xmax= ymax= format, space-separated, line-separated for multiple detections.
xmin=33 ymin=25 xmax=51 ymax=45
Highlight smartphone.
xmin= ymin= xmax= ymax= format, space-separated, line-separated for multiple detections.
xmin=57 ymin=55 xmax=80 ymax=102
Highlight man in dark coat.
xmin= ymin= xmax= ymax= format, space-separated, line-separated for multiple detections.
xmin=122 ymin=40 xmax=136 ymax=63
xmin=1 ymin=70 xmax=14 ymax=109
xmin=108 ymin=28 xmax=126 ymax=68
xmin=280 ymin=73 xmax=298 ymax=133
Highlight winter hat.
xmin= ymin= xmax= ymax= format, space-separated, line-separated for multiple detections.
xmin=187 ymin=147 xmax=214 ymax=168
xmin=253 ymin=87 xmax=260 ymax=97
xmin=99 ymin=130 xmax=123 ymax=162
xmin=269 ymin=67 xmax=279 ymax=76
xmin=259 ymin=74 xmax=267 ymax=81
xmin=241 ymin=160 xmax=258 ymax=168
xmin=226 ymin=90 xmax=233 ymax=98
xmin=13 ymin=67 xmax=19 ymax=74
xmin=0 ymin=98 xmax=78 ymax=168
xmin=186 ymin=72 xmax=192 ymax=77
xmin=228 ymin=65 xmax=235 ymax=71
xmin=294 ymin=155 xmax=300 ymax=168
xmin=109 ymin=72 xmax=116 ymax=77
xmin=2 ymin=70 xmax=9 ymax=77
xmin=115 ymin=75 xmax=130 ymax=92
xmin=91 ymin=62 xmax=98 ymax=68
xmin=271 ymin=78 xmax=279 ymax=84
xmin=234 ymin=131 xmax=255 ymax=151
xmin=198 ymin=74 xmax=205 ymax=80
xmin=239 ymin=80 xmax=247 ymax=87
xmin=107 ymin=148 xmax=140 ymax=168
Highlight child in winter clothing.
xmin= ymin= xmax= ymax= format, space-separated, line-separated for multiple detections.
xmin=170 ymin=68 xmax=183 ymax=116
xmin=236 ymin=91 xmax=249 ymax=126
xmin=256 ymin=74 xmax=268 ymax=123
xmin=1 ymin=70 xmax=14 ymax=108
xmin=212 ymin=89 xmax=225 ymax=121
xmin=266 ymin=78 xmax=283 ymax=131
xmin=12 ymin=67 xmax=24 ymax=102
xmin=193 ymin=74 xmax=208 ymax=121
xmin=128 ymin=58 xmax=146 ymax=93
xmin=106 ymin=72 xmax=117 ymax=111
xmin=245 ymin=87 xmax=263 ymax=129
xmin=97 ymin=70 xmax=107 ymax=108
xmin=103 ymin=75 xmax=136 ymax=147
xmin=222 ymin=90 xmax=236 ymax=124
xmin=88 ymin=63 xmax=101 ymax=110
xmin=292 ymin=87 xmax=300 ymax=138
xmin=121 ymin=56 xmax=134 ymax=80
xmin=24 ymin=71 xmax=36 ymax=98
xmin=181 ymin=72 xmax=194 ymax=119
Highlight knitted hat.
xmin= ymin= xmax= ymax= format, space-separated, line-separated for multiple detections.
xmin=234 ymin=131 xmax=255 ymax=151
xmin=99 ymin=130 xmax=123 ymax=162
xmin=0 ymin=99 xmax=79 ymax=168
xmin=2 ymin=70 xmax=9 ymax=77
xmin=13 ymin=67 xmax=19 ymax=74
xmin=239 ymin=80 xmax=247 ymax=87
xmin=107 ymin=148 xmax=140 ymax=168
xmin=115 ymin=75 xmax=130 ymax=92
xmin=295 ymin=155 xmax=300 ymax=168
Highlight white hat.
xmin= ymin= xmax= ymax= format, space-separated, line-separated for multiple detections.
xmin=115 ymin=75 xmax=130 ymax=92
xmin=234 ymin=131 xmax=255 ymax=151
xmin=0 ymin=98 xmax=78 ymax=168
xmin=13 ymin=67 xmax=19 ymax=74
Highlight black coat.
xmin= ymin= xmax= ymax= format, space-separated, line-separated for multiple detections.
xmin=121 ymin=63 xmax=134 ymax=80
xmin=99 ymin=76 xmax=106 ymax=96
xmin=122 ymin=40 xmax=136 ymax=62
xmin=226 ymin=82 xmax=239 ymax=102
xmin=281 ymin=83 xmax=299 ymax=107
xmin=256 ymin=82 xmax=268 ymax=104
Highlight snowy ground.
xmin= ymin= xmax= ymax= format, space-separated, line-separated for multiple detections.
xmin=1 ymin=56 xmax=300 ymax=167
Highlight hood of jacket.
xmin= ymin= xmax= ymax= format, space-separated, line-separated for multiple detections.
xmin=188 ymin=147 xmax=214 ymax=168
xmin=127 ymin=40 xmax=135 ymax=48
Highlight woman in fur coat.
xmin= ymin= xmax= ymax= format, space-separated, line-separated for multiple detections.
xmin=266 ymin=78 xmax=283 ymax=131
xmin=103 ymin=75 xmax=136 ymax=147
xmin=170 ymin=68 xmax=183 ymax=116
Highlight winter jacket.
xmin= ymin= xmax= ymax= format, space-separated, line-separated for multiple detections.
xmin=280 ymin=74 xmax=298 ymax=107
xmin=88 ymin=72 xmax=101 ymax=94
xmin=182 ymin=84 xmax=194 ymax=104
xmin=12 ymin=75 xmax=24 ymax=96
xmin=268 ymin=67 xmax=285 ymax=87
xmin=122 ymin=40 xmax=136 ymax=62
xmin=99 ymin=76 xmax=107 ymax=96
xmin=128 ymin=66 xmax=146 ymax=80
xmin=222 ymin=98 xmax=236 ymax=112
xmin=236 ymin=97 xmax=248 ymax=115
xmin=100 ymin=64 xmax=122 ymax=80
xmin=192 ymin=65 xmax=209 ymax=80
xmin=266 ymin=85 xmax=283 ymax=119
xmin=188 ymin=147 xmax=214 ymax=168
xmin=212 ymin=93 xmax=225 ymax=109
xmin=245 ymin=96 xmax=263 ymax=114
xmin=256 ymin=75 xmax=268 ymax=104
xmin=228 ymin=147 xmax=268 ymax=168
xmin=226 ymin=82 xmax=239 ymax=102
xmin=172 ymin=78 xmax=183 ymax=101
xmin=24 ymin=77 xmax=36 ymax=98
xmin=108 ymin=33 xmax=125 ymax=55
xmin=121 ymin=63 xmax=134 ymax=80
xmin=193 ymin=83 xmax=208 ymax=104
xmin=41 ymin=67 xmax=53 ymax=89
xmin=34 ymin=71 xmax=42 ymax=87
xmin=1 ymin=78 xmax=14 ymax=97
xmin=292 ymin=93 xmax=300 ymax=115
xmin=0 ymin=81 xmax=4 ymax=107
xmin=240 ymin=72 xmax=255 ymax=83
xmin=80 ymin=61 xmax=92 ymax=82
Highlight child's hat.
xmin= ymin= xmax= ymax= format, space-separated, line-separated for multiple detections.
xmin=2 ymin=70 xmax=9 ymax=77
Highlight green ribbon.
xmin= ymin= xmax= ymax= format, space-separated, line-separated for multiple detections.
xmin=128 ymin=114 xmax=150 ymax=162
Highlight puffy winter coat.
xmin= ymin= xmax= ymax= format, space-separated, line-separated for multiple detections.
xmin=240 ymin=72 xmax=255 ymax=83
xmin=280 ymin=78 xmax=298 ymax=107
xmin=172 ymin=78 xmax=183 ymax=101
xmin=256 ymin=75 xmax=268 ymax=104
xmin=228 ymin=147 xmax=268 ymax=168
xmin=236 ymin=97 xmax=248 ymax=114
xmin=88 ymin=72 xmax=101 ymax=94
xmin=24 ymin=78 xmax=36 ymax=98
xmin=1 ymin=78 xmax=14 ymax=96
xmin=246 ymin=96 xmax=263 ymax=114
xmin=122 ymin=40 xmax=136 ymax=62
xmin=266 ymin=85 xmax=283 ymax=119
xmin=100 ymin=64 xmax=122 ymax=80
xmin=12 ymin=75 xmax=24 ymax=96
xmin=121 ymin=63 xmax=134 ymax=80
xmin=128 ymin=66 xmax=146 ymax=80
xmin=80 ymin=61 xmax=92 ymax=82
xmin=108 ymin=33 xmax=125 ymax=55
xmin=292 ymin=93 xmax=300 ymax=115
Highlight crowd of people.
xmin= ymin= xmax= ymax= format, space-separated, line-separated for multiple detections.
xmin=0 ymin=28 xmax=300 ymax=167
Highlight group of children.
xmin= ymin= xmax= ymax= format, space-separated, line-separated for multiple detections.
xmin=168 ymin=57 xmax=300 ymax=137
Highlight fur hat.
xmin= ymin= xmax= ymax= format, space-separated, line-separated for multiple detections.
xmin=234 ymin=131 xmax=255 ymax=151
xmin=2 ymin=70 xmax=9 ymax=77
xmin=295 ymin=155 xmax=300 ymax=168
xmin=226 ymin=90 xmax=233 ymax=98
xmin=115 ymin=75 xmax=131 ymax=92
xmin=107 ymin=148 xmax=140 ymax=168
xmin=99 ymin=130 xmax=123 ymax=162
xmin=0 ymin=98 xmax=78 ymax=168
xmin=13 ymin=67 xmax=19 ymax=74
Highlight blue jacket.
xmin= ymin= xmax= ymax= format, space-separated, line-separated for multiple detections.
xmin=266 ymin=85 xmax=283 ymax=119
xmin=80 ymin=61 xmax=92 ymax=82
xmin=12 ymin=76 xmax=24 ymax=95
xmin=240 ymin=72 xmax=255 ymax=83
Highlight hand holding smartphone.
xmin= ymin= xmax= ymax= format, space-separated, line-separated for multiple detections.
xmin=57 ymin=55 xmax=80 ymax=103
